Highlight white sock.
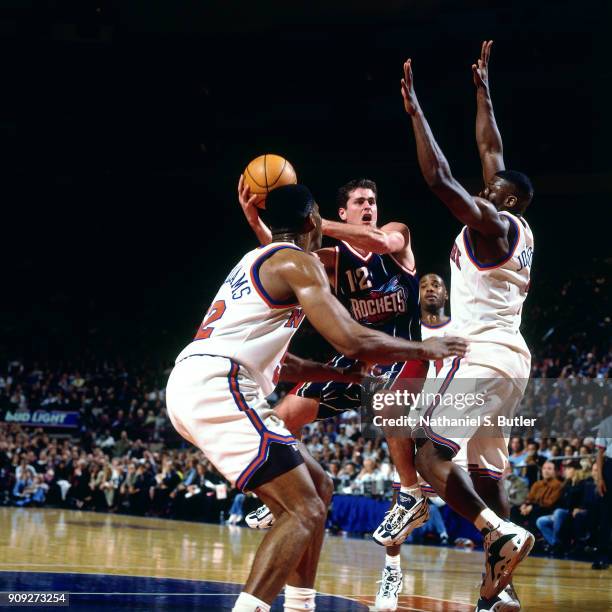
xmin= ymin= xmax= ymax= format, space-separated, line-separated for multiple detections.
xmin=385 ymin=553 xmax=401 ymax=570
xmin=474 ymin=508 xmax=502 ymax=532
xmin=400 ymin=485 xmax=422 ymax=498
xmin=284 ymin=585 xmax=316 ymax=611
xmin=232 ymin=592 xmax=271 ymax=612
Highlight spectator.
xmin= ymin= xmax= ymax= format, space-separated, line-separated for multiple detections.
xmin=511 ymin=461 xmax=563 ymax=532
xmin=503 ymin=463 xmax=529 ymax=508
xmin=535 ymin=461 xmax=585 ymax=555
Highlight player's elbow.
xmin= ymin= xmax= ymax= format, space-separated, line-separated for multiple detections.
xmin=424 ymin=165 xmax=453 ymax=190
xmin=368 ymin=232 xmax=393 ymax=255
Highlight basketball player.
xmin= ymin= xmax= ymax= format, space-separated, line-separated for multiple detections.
xmin=165 ymin=183 xmax=467 ymax=612
xmin=395 ymin=54 xmax=535 ymax=605
xmin=239 ymin=177 xmax=430 ymax=609
xmin=240 ymin=175 xmax=429 ymax=523
xmin=377 ymin=273 xmax=453 ymax=611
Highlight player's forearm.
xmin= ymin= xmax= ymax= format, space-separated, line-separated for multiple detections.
xmin=410 ymin=108 xmax=479 ymax=222
xmin=476 ymin=87 xmax=503 ymax=158
xmin=410 ymin=107 xmax=455 ymax=191
xmin=278 ymin=353 xmax=356 ymax=383
xmin=322 ymin=219 xmax=390 ymax=253
xmin=251 ymin=218 xmax=272 ymax=245
xmin=347 ymin=326 xmax=425 ymax=364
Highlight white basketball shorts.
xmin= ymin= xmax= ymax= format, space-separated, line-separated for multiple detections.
xmin=166 ymin=354 xmax=302 ymax=491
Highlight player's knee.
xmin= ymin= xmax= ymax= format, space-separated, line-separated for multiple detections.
xmin=295 ymin=496 xmax=326 ymax=531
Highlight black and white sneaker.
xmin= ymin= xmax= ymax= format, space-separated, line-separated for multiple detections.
xmin=245 ymin=504 xmax=276 ymax=529
xmin=480 ymin=521 xmax=533 ymax=600
xmin=475 ymin=583 xmax=521 ymax=611
xmin=374 ymin=566 xmax=403 ymax=611
xmin=373 ymin=493 xmax=429 ymax=546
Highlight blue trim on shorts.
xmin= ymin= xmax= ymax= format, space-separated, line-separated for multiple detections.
xmin=226 ymin=359 xmax=296 ymax=491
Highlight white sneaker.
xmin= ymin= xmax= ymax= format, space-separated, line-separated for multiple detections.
xmin=480 ymin=521 xmax=533 ymax=600
xmin=475 ymin=584 xmax=521 ymax=611
xmin=374 ymin=566 xmax=403 ymax=611
xmin=245 ymin=504 xmax=276 ymax=529
xmin=373 ymin=493 xmax=429 ymax=546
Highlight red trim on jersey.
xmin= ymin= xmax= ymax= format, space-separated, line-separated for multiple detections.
xmin=388 ymin=252 xmax=417 ymax=276
xmin=462 ymin=213 xmax=522 ymax=272
xmin=333 ymin=245 xmax=340 ymax=295
xmin=341 ymin=240 xmax=373 ymax=262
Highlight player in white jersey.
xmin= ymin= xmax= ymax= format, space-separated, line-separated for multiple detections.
xmin=396 ymin=52 xmax=535 ymax=606
xmin=166 ymin=183 xmax=467 ymax=612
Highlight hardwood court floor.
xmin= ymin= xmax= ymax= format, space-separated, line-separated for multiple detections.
xmin=0 ymin=508 xmax=609 ymax=611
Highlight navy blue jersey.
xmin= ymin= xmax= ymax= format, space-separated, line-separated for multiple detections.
xmin=332 ymin=239 xmax=421 ymax=341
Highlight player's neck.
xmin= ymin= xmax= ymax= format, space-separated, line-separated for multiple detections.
xmin=270 ymin=232 xmax=310 ymax=250
xmin=271 ymin=232 xmax=298 ymax=245
xmin=421 ymin=310 xmax=449 ymax=326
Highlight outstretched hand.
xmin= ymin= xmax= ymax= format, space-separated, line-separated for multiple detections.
xmin=401 ymin=59 xmax=419 ymax=116
xmin=472 ymin=40 xmax=493 ymax=89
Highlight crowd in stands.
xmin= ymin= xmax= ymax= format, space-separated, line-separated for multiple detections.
xmin=0 ymin=270 xmax=610 ymax=562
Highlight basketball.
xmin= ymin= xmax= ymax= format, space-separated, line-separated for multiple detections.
xmin=242 ymin=154 xmax=297 ymax=208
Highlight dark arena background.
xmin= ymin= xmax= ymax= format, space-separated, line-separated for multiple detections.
xmin=1 ymin=1 xmax=611 ymax=611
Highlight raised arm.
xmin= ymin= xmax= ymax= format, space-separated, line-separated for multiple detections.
xmin=276 ymin=251 xmax=467 ymax=363
xmin=472 ymin=40 xmax=505 ymax=184
xmin=237 ymin=175 xmax=272 ymax=245
xmin=400 ymin=59 xmax=507 ymax=237
xmin=321 ymin=219 xmax=408 ymax=255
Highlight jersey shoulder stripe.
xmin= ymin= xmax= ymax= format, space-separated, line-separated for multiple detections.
xmin=249 ymin=244 xmax=302 ymax=309
xmin=462 ymin=213 xmax=521 ymax=271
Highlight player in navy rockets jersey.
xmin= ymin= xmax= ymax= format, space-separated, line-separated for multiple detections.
xmin=240 ymin=177 xmax=427 ymax=497
xmin=240 ymin=177 xmax=430 ymax=608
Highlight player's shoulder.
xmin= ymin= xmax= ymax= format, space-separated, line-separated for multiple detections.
xmin=314 ymin=246 xmax=337 ymax=273
xmin=268 ymin=246 xmax=326 ymax=278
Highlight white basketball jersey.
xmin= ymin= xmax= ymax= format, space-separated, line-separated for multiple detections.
xmin=175 ymin=242 xmax=306 ymax=395
xmin=449 ymin=211 xmax=533 ymax=375
xmin=421 ymin=319 xmax=454 ymax=379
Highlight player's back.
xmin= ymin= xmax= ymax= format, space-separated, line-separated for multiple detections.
xmin=333 ymin=239 xmax=420 ymax=341
xmin=175 ymin=242 xmax=306 ymax=395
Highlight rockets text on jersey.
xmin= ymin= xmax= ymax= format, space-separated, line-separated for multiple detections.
xmin=333 ymin=240 xmax=420 ymax=341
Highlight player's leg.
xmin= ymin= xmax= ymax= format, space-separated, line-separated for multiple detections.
xmin=375 ymin=482 xmax=404 ymax=611
xmin=470 ymin=437 xmax=521 ymax=611
xmin=412 ymin=365 xmax=534 ymax=601
xmin=239 ymin=462 xmax=328 ymax=609
xmin=274 ymin=393 xmax=321 ymax=438
xmin=373 ymin=361 xmax=431 ymax=546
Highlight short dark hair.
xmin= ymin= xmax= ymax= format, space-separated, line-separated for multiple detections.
xmin=260 ymin=184 xmax=315 ymax=234
xmin=495 ymin=170 xmax=534 ymax=205
xmin=336 ymin=178 xmax=378 ymax=209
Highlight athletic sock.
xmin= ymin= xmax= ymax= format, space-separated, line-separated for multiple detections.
xmin=400 ymin=485 xmax=422 ymax=498
xmin=385 ymin=553 xmax=401 ymax=570
xmin=284 ymin=585 xmax=316 ymax=611
xmin=232 ymin=592 xmax=271 ymax=612
xmin=474 ymin=508 xmax=502 ymax=533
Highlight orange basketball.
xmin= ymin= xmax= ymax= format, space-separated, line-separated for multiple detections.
xmin=242 ymin=154 xmax=297 ymax=208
